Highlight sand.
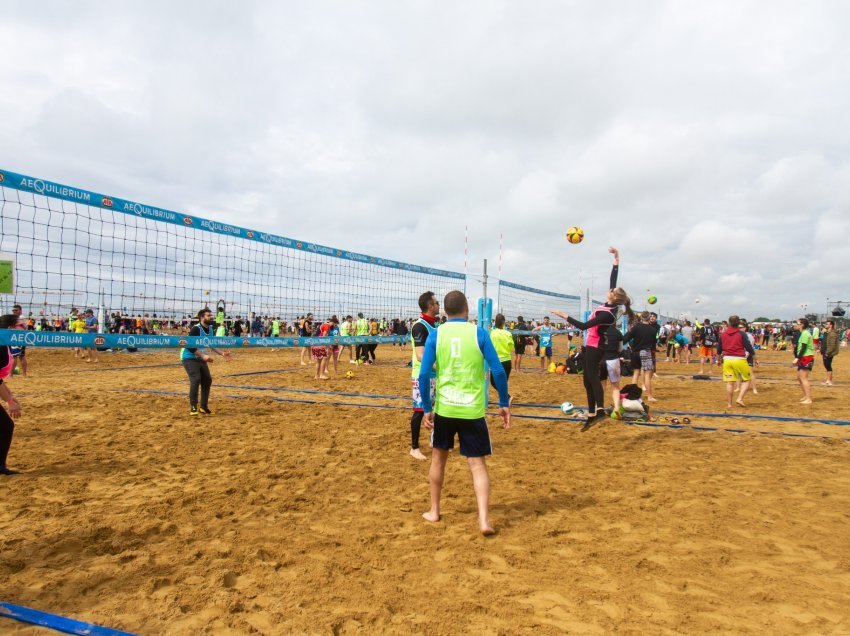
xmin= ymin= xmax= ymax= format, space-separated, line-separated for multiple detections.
xmin=1 ymin=341 xmax=850 ymax=634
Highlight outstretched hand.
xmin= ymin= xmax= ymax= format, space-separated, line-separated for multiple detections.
xmin=551 ymin=310 xmax=569 ymax=321
xmin=609 ymin=246 xmax=619 ymax=265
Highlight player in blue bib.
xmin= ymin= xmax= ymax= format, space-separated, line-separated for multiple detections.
xmin=181 ymin=308 xmax=232 ymax=416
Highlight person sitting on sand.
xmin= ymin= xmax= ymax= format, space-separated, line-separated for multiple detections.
xmin=418 ymin=290 xmax=510 ymax=536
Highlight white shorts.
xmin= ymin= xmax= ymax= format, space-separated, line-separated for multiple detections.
xmin=606 ymin=359 xmax=621 ymax=384
xmin=412 ymin=377 xmax=436 ymax=411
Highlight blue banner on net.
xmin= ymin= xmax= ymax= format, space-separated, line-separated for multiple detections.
xmin=0 ymin=330 xmax=408 ymax=349
xmin=498 ymin=279 xmax=580 ymax=300
xmin=0 ymin=168 xmax=465 ymax=281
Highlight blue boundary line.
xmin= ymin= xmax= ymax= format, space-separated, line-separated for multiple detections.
xmin=222 ymin=367 xmax=305 ymax=377
xmin=202 ymin=384 xmax=850 ymax=426
xmin=0 ymin=168 xmax=464 ymax=280
xmin=120 ymin=389 xmax=850 ymax=441
xmin=0 ymin=602 xmax=136 ymax=636
xmin=77 ymin=363 xmax=183 ymax=373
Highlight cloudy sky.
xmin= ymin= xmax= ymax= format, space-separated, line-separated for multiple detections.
xmin=2 ymin=0 xmax=849 ymax=320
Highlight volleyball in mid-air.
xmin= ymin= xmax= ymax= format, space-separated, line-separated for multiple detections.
xmin=647 ymin=295 xmax=657 ymax=305
xmin=565 ymin=227 xmax=584 ymax=244
xmin=345 ymin=371 xmax=355 ymax=379
xmin=560 ymin=401 xmax=574 ymax=414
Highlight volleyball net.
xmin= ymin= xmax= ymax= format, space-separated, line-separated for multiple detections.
xmin=496 ymin=279 xmax=581 ymax=361
xmin=0 ymin=168 xmax=465 ymax=348
xmin=497 ymin=279 xmax=580 ymax=323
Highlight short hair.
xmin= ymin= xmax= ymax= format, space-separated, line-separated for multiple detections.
xmin=443 ymin=290 xmax=467 ymax=316
xmin=358 ymin=312 xmax=364 ymax=318
xmin=418 ymin=291 xmax=436 ymax=313
xmin=517 ymin=315 xmax=524 ymax=322
xmin=0 ymin=314 xmax=17 ymax=329
xmin=85 ymin=309 xmax=94 ymax=315
xmin=12 ymin=304 xmax=22 ymax=311
xmin=543 ymin=315 xmax=549 ymax=320
xmin=826 ymin=320 xmax=835 ymax=328
xmin=798 ymin=317 xmax=809 ymax=329
xmin=641 ymin=311 xmax=651 ymax=322
xmin=728 ymin=315 xmax=740 ymax=328
xmin=197 ymin=308 xmax=212 ymax=320
xmin=494 ymin=313 xmax=505 ymax=328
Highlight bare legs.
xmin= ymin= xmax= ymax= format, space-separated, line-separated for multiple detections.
xmin=423 ymin=450 xmax=494 ymax=535
xmin=798 ymin=369 xmax=812 ymax=404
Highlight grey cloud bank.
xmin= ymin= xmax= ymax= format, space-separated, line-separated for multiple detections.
xmin=2 ymin=0 xmax=849 ymax=320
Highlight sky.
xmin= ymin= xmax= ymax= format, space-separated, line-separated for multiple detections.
xmin=2 ymin=0 xmax=849 ymax=321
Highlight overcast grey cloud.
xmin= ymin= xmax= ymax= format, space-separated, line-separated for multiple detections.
xmin=2 ymin=0 xmax=849 ymax=320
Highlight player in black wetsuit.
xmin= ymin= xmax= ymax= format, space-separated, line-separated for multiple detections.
xmin=552 ymin=247 xmax=633 ymax=431
xmin=0 ymin=314 xmax=23 ymax=475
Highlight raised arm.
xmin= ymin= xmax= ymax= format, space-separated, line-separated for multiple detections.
xmin=608 ymin=246 xmax=619 ymax=289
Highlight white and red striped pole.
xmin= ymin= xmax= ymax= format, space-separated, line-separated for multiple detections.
xmin=459 ymin=224 xmax=467 ymax=296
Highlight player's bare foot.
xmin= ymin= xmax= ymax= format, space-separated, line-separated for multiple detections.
xmin=736 ymin=399 xmax=745 ymax=407
xmin=409 ymin=448 xmax=427 ymax=460
xmin=800 ymin=399 xmax=813 ymax=404
xmin=647 ymin=396 xmax=658 ymax=402
xmin=422 ymin=510 xmax=440 ymax=523
xmin=480 ymin=524 xmax=495 ymax=536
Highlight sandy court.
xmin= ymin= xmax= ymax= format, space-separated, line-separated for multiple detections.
xmin=2 ymin=339 xmax=850 ymax=634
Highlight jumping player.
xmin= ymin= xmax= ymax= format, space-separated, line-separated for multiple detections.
xmin=552 ymin=247 xmax=632 ymax=430
xmin=0 ymin=314 xmax=23 ymax=475
xmin=409 ymin=291 xmax=439 ymax=460
xmin=419 ymin=290 xmax=510 ymax=535
xmin=181 ymin=308 xmax=233 ymax=415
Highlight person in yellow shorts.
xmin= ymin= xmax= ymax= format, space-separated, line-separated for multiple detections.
xmin=716 ymin=315 xmax=754 ymax=408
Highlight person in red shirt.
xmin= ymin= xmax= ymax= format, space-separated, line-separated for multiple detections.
xmin=311 ymin=318 xmax=332 ymax=380
xmin=716 ymin=315 xmax=755 ymax=408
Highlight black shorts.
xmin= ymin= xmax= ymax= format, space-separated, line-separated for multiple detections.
xmin=431 ymin=414 xmax=491 ymax=458
xmin=514 ymin=341 xmax=524 ymax=354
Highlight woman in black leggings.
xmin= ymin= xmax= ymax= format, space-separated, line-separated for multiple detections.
xmin=0 ymin=314 xmax=23 ymax=475
xmin=552 ymin=247 xmax=633 ymax=431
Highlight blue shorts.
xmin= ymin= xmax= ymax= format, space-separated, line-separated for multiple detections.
xmin=540 ymin=345 xmax=552 ymax=357
xmin=431 ymin=414 xmax=491 ymax=458
xmin=411 ymin=377 xmax=436 ymax=411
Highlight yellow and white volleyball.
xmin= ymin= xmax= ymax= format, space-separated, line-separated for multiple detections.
xmin=560 ymin=401 xmax=574 ymax=414
xmin=204 ymin=290 xmax=211 ymax=295
xmin=647 ymin=295 xmax=658 ymax=305
xmin=345 ymin=371 xmax=355 ymax=379
xmin=565 ymin=226 xmax=584 ymax=244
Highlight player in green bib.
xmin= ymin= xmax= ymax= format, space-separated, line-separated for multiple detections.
xmin=419 ymin=290 xmax=510 ymax=535
xmin=488 ymin=313 xmax=514 ymax=404
xmin=354 ymin=312 xmax=369 ymax=362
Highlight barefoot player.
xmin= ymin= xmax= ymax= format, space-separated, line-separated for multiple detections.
xmin=419 ymin=290 xmax=510 ymax=535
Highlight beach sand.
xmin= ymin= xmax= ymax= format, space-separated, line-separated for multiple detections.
xmin=2 ymin=341 xmax=849 ymax=634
